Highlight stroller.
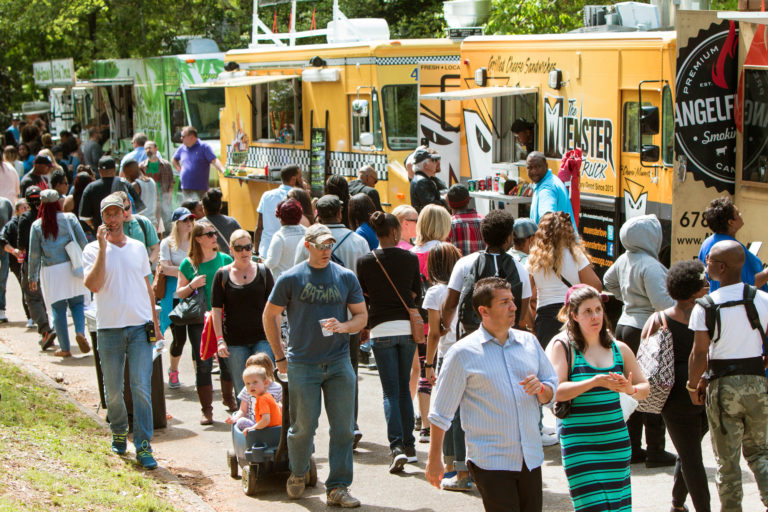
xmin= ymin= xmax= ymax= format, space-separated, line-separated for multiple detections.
xmin=227 ymin=369 xmax=318 ymax=495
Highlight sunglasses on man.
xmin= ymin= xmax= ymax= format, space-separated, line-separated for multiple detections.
xmin=309 ymin=241 xmax=334 ymax=251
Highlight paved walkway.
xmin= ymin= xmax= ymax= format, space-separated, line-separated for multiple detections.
xmin=0 ymin=277 xmax=764 ymax=511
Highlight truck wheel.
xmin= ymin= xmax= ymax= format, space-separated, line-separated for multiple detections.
xmin=242 ymin=465 xmax=258 ymax=495
xmin=227 ymin=449 xmax=238 ymax=479
xmin=308 ymin=457 xmax=318 ymax=487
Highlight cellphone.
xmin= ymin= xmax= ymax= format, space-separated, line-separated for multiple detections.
xmin=144 ymin=321 xmax=156 ymax=344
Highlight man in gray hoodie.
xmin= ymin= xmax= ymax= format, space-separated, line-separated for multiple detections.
xmin=603 ymin=214 xmax=676 ymax=468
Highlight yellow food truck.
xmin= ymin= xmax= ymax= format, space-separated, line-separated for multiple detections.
xmin=216 ymin=39 xmax=460 ymax=229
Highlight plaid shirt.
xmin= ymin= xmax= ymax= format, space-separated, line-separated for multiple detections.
xmin=450 ymin=209 xmax=485 ymax=256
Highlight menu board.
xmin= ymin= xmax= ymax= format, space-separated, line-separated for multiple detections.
xmin=310 ymin=128 xmax=328 ymax=196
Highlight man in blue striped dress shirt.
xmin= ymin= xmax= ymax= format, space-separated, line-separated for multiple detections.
xmin=426 ymin=277 xmax=558 ymax=512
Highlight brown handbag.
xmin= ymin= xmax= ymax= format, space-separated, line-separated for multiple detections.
xmin=372 ymin=251 xmax=425 ymax=344
xmin=152 ymin=264 xmax=167 ymax=300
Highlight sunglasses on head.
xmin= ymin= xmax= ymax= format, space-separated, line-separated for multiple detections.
xmin=309 ymin=241 xmax=334 ymax=251
xmin=233 ymin=243 xmax=253 ymax=253
xmin=200 ymin=231 xmax=217 ymax=238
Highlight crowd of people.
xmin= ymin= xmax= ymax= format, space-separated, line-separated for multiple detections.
xmin=3 ymin=117 xmax=768 ymax=512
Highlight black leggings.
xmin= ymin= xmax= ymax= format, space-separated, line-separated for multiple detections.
xmin=614 ymin=324 xmax=667 ymax=452
xmin=9 ymin=257 xmax=30 ymax=319
xmin=662 ymin=390 xmax=711 ymax=512
xmin=534 ymin=303 xmax=564 ymax=349
xmin=169 ymin=320 xmax=211 ymax=387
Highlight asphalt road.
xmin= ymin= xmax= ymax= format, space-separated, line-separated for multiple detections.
xmin=0 ymin=276 xmax=764 ymax=511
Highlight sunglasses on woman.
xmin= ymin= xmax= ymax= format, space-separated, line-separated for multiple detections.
xmin=233 ymin=243 xmax=253 ymax=252
xmin=200 ymin=231 xmax=217 ymax=238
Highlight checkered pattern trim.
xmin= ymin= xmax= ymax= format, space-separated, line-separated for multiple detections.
xmin=227 ymin=145 xmax=389 ymax=180
xmin=329 ymin=151 xmax=388 ymax=180
xmin=226 ymin=144 xmax=311 ymax=169
xmin=375 ymin=55 xmax=460 ymax=66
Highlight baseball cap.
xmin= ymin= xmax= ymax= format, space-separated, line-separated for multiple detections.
xmin=24 ymin=186 xmax=41 ymax=201
xmin=171 ymin=207 xmax=195 ymax=222
xmin=513 ymin=218 xmax=538 ymax=240
xmin=98 ymin=156 xmax=116 ymax=171
xmin=40 ymin=189 xmax=59 ymax=204
xmin=305 ymin=224 xmax=335 ymax=245
xmin=315 ymin=194 xmax=342 ymax=219
xmin=100 ymin=193 xmax=124 ymax=214
xmin=412 ymin=148 xmax=440 ymax=164
xmin=33 ymin=155 xmax=53 ymax=166
xmin=447 ymin=183 xmax=470 ymax=209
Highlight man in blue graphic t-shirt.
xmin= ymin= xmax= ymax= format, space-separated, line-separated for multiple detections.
xmin=263 ymin=223 xmax=367 ymax=508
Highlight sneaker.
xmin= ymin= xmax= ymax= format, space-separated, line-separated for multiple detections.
xmin=441 ymin=474 xmax=472 ymax=492
xmin=0 ymin=310 xmax=8 ymax=323
xmin=541 ymin=432 xmax=559 ymax=447
xmin=53 ymin=350 xmax=72 ymax=358
xmin=541 ymin=425 xmax=556 ymax=436
xmin=404 ymin=445 xmax=417 ymax=463
xmin=442 ymin=470 xmax=457 ymax=479
xmin=414 ymin=415 xmax=422 ymax=432
xmin=327 ymin=486 xmax=361 ymax=508
xmin=111 ymin=432 xmax=128 ymax=455
xmin=389 ymin=446 xmax=407 ymax=474
xmin=25 ymin=319 xmax=35 ymax=329
xmin=353 ymin=430 xmax=363 ymax=450
xmin=286 ymin=473 xmax=308 ymax=499
xmin=646 ymin=450 xmax=677 ymax=468
xmin=168 ymin=369 xmax=180 ymax=389
xmin=39 ymin=330 xmax=56 ymax=351
xmin=419 ymin=427 xmax=430 ymax=443
xmin=136 ymin=441 xmax=158 ymax=470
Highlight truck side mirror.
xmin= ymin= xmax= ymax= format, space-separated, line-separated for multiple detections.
xmin=359 ymin=132 xmax=374 ymax=146
xmin=352 ymin=99 xmax=369 ymax=117
xmin=640 ymin=105 xmax=659 ymax=135
xmin=641 ymin=144 xmax=659 ymax=162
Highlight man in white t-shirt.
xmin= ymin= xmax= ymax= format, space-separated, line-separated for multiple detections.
xmin=441 ymin=210 xmax=532 ymax=337
xmin=83 ymin=193 xmax=163 ymax=470
xmin=255 ymin=164 xmax=302 ymax=257
xmin=689 ymin=240 xmax=768 ymax=512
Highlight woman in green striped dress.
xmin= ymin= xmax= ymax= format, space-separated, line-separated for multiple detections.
xmin=547 ymin=285 xmax=649 ymax=512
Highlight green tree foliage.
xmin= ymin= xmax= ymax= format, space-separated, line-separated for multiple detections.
xmin=486 ymin=0 xmax=624 ymax=35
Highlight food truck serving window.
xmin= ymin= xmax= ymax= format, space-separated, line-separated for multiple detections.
xmin=186 ymin=87 xmax=225 ymax=140
xmin=250 ymin=77 xmax=303 ymax=144
xmin=382 ymin=85 xmax=418 ymax=151
xmin=742 ymin=69 xmax=768 ymax=184
xmin=492 ymin=92 xmax=538 ymax=163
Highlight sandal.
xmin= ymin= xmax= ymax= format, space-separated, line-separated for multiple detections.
xmin=54 ymin=350 xmax=72 ymax=358
xmin=75 ymin=333 xmax=91 ymax=354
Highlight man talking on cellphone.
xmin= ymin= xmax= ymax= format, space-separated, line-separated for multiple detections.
xmin=83 ymin=193 xmax=163 ymax=469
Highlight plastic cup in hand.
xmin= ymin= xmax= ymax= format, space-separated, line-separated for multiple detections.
xmin=319 ymin=319 xmax=334 ymax=337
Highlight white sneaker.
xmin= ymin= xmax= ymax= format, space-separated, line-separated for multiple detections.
xmin=541 ymin=425 xmax=556 ymax=436
xmin=541 ymin=432 xmax=559 ymax=447
xmin=25 ymin=319 xmax=35 ymax=328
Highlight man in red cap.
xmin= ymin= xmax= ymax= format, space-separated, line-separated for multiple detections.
xmin=447 ymin=184 xmax=485 ymax=257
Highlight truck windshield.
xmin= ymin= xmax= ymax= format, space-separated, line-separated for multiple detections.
xmin=186 ymin=87 xmax=225 ymax=140
xmin=382 ymin=85 xmax=418 ymax=150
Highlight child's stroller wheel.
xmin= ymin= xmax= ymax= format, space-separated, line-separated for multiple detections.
xmin=242 ymin=465 xmax=258 ymax=495
xmin=308 ymin=457 xmax=318 ymax=487
xmin=227 ymin=449 xmax=238 ymax=479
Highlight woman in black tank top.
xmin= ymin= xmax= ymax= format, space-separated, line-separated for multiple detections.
xmin=642 ymin=260 xmax=711 ymax=512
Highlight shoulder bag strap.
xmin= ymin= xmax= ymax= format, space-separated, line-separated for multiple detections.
xmin=64 ymin=213 xmax=77 ymax=243
xmin=559 ymin=338 xmax=572 ymax=381
xmin=372 ymin=251 xmax=411 ymax=315
xmin=331 ymin=231 xmax=353 ymax=257
xmin=209 ymin=220 xmax=228 ymax=249
xmin=659 ymin=311 xmax=668 ymax=330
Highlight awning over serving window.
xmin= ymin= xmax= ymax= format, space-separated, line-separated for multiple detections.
xmin=189 ymin=74 xmax=299 ymax=89
xmin=420 ymin=86 xmax=538 ymax=101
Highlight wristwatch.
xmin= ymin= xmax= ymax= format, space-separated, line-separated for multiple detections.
xmin=424 ymin=361 xmax=436 ymax=369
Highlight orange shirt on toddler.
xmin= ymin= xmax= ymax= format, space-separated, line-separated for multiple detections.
xmin=254 ymin=392 xmax=282 ymax=427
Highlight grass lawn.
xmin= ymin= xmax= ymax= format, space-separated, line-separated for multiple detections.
xmin=0 ymin=358 xmax=180 ymax=512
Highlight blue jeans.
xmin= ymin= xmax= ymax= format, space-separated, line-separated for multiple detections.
xmin=227 ymin=341 xmax=274 ymax=398
xmin=97 ymin=324 xmax=154 ymax=449
xmin=372 ymin=335 xmax=416 ymax=450
xmin=287 ymin=357 xmax=355 ymax=490
xmin=51 ymin=295 xmax=85 ymax=352
xmin=0 ymin=251 xmax=8 ymax=311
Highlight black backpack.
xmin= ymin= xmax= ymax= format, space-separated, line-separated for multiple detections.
xmin=695 ymin=285 xmax=767 ymax=347
xmin=457 ymin=251 xmax=523 ymax=337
